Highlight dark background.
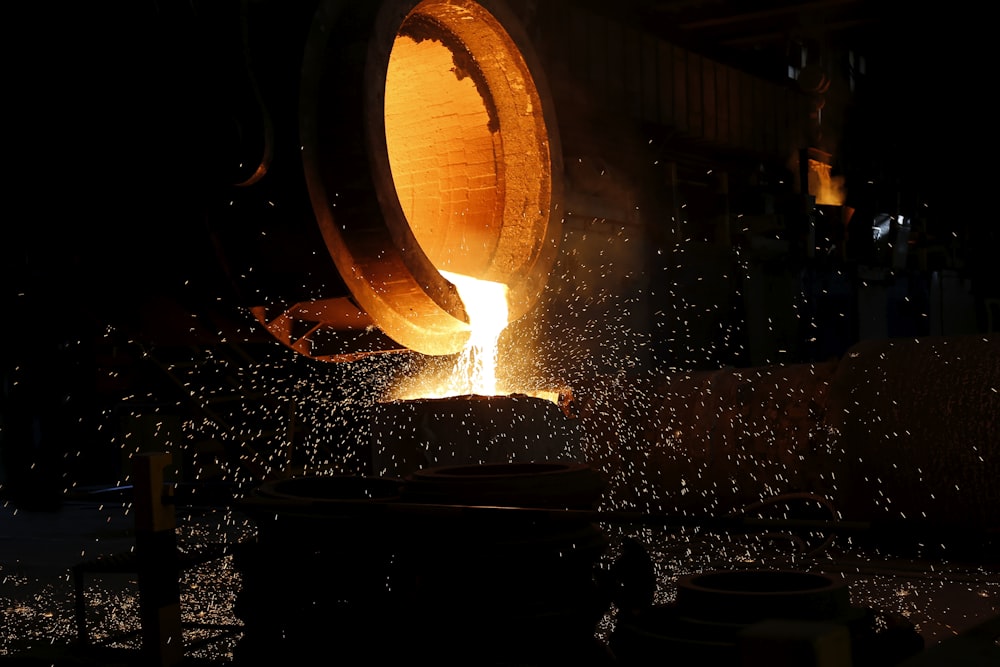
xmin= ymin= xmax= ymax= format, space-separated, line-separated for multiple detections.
xmin=3 ymin=0 xmax=994 ymax=504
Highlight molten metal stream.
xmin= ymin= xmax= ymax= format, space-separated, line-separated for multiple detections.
xmin=385 ymin=271 xmax=563 ymax=404
xmin=439 ymin=271 xmax=509 ymax=396
xmin=375 ymin=3 xmax=564 ymax=405
xmin=389 ymin=271 xmax=511 ymax=400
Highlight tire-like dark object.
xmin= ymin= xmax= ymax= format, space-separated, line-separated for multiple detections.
xmin=397 ymin=461 xmax=612 ymax=663
xmin=371 ymin=393 xmax=585 ymax=478
xmin=402 ymin=460 xmax=607 ymax=509
xmin=675 ymin=570 xmax=851 ymax=624
xmin=234 ymin=474 xmax=405 ymax=664
xmin=250 ymin=473 xmax=402 ymax=505
xmin=609 ymin=570 xmax=920 ymax=667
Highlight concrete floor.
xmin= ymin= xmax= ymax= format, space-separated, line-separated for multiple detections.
xmin=2 ymin=494 xmax=998 ymax=665
xmin=1 ymin=497 xmax=245 ymax=665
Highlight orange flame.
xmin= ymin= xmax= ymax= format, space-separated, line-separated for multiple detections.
xmin=808 ymin=159 xmax=846 ymax=206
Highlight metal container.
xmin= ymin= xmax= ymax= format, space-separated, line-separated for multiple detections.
xmin=397 ymin=461 xmax=613 ymax=665
xmin=610 ymin=569 xmax=923 ymax=666
xmin=233 ymin=475 xmax=405 ymax=664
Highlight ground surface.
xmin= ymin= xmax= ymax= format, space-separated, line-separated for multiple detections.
xmin=2 ymin=495 xmax=997 ymax=664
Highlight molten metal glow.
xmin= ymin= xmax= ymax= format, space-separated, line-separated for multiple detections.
xmin=384 ymin=33 xmax=501 ymax=278
xmin=809 ymin=159 xmax=846 ymax=206
xmin=383 ymin=271 xmax=512 ymax=401
xmin=376 ymin=7 xmax=563 ymax=404
xmin=436 ymin=270 xmax=508 ymax=396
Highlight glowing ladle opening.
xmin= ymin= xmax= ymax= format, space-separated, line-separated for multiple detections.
xmin=384 ymin=33 xmax=502 ymax=278
xmin=301 ymin=0 xmax=561 ymax=358
xmin=382 ymin=9 xmax=524 ymax=398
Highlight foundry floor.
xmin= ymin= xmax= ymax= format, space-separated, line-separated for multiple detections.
xmin=1 ymin=495 xmax=998 ymax=665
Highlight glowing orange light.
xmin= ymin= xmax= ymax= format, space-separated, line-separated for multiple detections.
xmin=438 ymin=270 xmax=509 ymax=396
xmin=389 ymin=271 xmax=509 ymax=399
xmin=375 ymin=3 xmax=564 ymax=406
xmin=384 ymin=34 xmax=502 ymax=277
xmin=809 ymin=159 xmax=846 ymax=206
